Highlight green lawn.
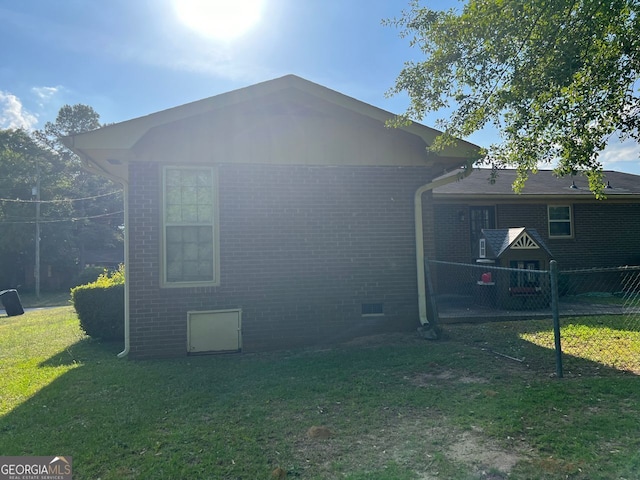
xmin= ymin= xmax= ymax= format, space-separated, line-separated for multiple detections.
xmin=1 ymin=308 xmax=639 ymax=479
xmin=17 ymin=291 xmax=72 ymax=308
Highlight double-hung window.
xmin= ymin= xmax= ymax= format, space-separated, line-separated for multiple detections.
xmin=548 ymin=205 xmax=573 ymax=238
xmin=163 ymin=167 xmax=218 ymax=286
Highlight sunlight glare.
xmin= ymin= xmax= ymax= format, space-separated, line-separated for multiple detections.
xmin=173 ymin=0 xmax=265 ymax=41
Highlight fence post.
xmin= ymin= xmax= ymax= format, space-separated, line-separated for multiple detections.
xmin=550 ymin=260 xmax=563 ymax=378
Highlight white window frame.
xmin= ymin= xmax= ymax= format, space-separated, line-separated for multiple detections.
xmin=547 ymin=205 xmax=573 ymax=239
xmin=161 ymin=166 xmax=220 ymax=288
xmin=479 ymin=238 xmax=486 ymax=258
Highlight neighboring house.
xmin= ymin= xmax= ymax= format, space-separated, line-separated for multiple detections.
xmin=83 ymin=248 xmax=124 ymax=269
xmin=63 ymin=75 xmax=480 ymax=359
xmin=432 ymin=168 xmax=640 ymax=270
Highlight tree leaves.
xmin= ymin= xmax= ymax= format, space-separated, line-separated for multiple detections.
xmin=387 ymin=0 xmax=639 ymax=197
xmin=0 ymin=105 xmax=123 ymax=289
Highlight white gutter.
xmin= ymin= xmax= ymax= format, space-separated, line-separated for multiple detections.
xmin=74 ymin=150 xmax=131 ymax=359
xmin=415 ymin=167 xmax=473 ymax=325
xmin=117 ymin=183 xmax=130 ymax=358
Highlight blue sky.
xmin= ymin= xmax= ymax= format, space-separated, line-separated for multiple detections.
xmin=1 ymin=0 xmax=638 ymax=174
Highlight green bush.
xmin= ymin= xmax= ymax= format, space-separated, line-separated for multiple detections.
xmin=73 ymin=266 xmax=108 ymax=287
xmin=71 ymin=265 xmax=125 ymax=341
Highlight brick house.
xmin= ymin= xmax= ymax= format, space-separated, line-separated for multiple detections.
xmin=432 ymin=168 xmax=640 ymax=269
xmin=63 ymin=75 xmax=480 ymax=358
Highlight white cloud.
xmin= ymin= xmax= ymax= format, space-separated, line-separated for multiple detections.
xmin=31 ymin=85 xmax=61 ymax=106
xmin=0 ymin=91 xmax=38 ymax=130
xmin=600 ymin=136 xmax=640 ymax=174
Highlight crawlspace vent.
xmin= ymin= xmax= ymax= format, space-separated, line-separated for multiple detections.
xmin=361 ymin=303 xmax=384 ymax=315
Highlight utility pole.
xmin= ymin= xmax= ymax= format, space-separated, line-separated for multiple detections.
xmin=33 ymin=158 xmax=41 ymax=298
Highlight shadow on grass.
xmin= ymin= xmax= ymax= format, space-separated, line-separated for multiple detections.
xmin=2 ymin=338 xmax=246 ymax=479
xmin=5 ymin=335 xmax=452 ymax=479
xmin=443 ymin=316 xmax=640 ymax=378
xmin=3 ymin=318 xmax=640 ymax=480
xmin=38 ymin=338 xmax=123 ymax=368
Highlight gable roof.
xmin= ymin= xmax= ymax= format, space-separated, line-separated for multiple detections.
xmin=433 ymin=168 xmax=640 ymax=199
xmin=62 ymin=75 xmax=481 ymax=183
xmin=482 ymin=227 xmax=552 ymax=258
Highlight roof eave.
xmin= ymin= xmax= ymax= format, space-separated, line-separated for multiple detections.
xmin=63 ymin=75 xmax=482 ymax=179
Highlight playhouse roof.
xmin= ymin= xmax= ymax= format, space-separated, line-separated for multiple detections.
xmin=482 ymin=227 xmax=552 ymax=259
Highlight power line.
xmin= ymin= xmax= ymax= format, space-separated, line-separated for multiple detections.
xmin=0 ymin=190 xmax=123 ymax=204
xmin=0 ymin=210 xmax=124 ymax=224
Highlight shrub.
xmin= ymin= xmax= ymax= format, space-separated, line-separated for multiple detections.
xmin=73 ymin=266 xmax=108 ymax=288
xmin=71 ymin=265 xmax=125 ymax=341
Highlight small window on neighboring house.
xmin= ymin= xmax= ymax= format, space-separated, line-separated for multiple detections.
xmin=162 ymin=167 xmax=218 ymax=286
xmin=548 ymin=205 xmax=573 ymax=238
xmin=470 ymin=206 xmax=496 ymax=249
xmin=479 ymin=238 xmax=486 ymax=258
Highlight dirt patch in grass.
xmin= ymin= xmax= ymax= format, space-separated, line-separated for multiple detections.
xmin=288 ymin=409 xmax=527 ymax=479
xmin=281 ymin=334 xmax=530 ymax=478
xmin=447 ymin=430 xmax=521 ymax=479
xmin=408 ymin=369 xmax=489 ymax=386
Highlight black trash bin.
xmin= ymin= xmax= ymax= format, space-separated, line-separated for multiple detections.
xmin=0 ymin=289 xmax=24 ymax=316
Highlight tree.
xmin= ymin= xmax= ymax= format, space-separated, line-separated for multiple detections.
xmin=36 ymin=104 xmax=124 ymax=271
xmin=0 ymin=129 xmax=74 ymax=288
xmin=386 ymin=0 xmax=639 ymax=196
xmin=0 ymin=106 xmax=123 ymax=291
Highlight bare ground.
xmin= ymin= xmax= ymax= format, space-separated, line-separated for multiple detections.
xmin=288 ymin=331 xmax=531 ymax=478
xmin=291 ymin=408 xmax=528 ymax=479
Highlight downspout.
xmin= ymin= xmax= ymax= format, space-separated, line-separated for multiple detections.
xmin=117 ymin=183 xmax=130 ymax=358
xmin=415 ymin=166 xmax=473 ymax=325
xmin=67 ymin=140 xmax=131 ymax=358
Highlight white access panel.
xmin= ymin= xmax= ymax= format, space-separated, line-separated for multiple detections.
xmin=187 ymin=309 xmax=242 ymax=354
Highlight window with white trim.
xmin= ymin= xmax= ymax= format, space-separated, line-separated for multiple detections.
xmin=163 ymin=167 xmax=218 ymax=286
xmin=548 ymin=205 xmax=572 ymax=238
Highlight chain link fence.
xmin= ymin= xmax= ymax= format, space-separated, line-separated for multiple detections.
xmin=426 ymin=260 xmax=640 ymax=377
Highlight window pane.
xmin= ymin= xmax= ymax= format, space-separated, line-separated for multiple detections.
xmin=165 ymin=169 xmax=181 ymax=186
xmin=197 ymin=171 xmax=211 ymax=186
xmin=166 ymin=186 xmax=182 ymax=205
xmin=183 ymin=242 xmax=198 ymax=261
xmin=164 ymin=169 xmax=214 ymax=224
xmin=181 ymin=170 xmax=198 ymax=186
xmin=550 ymin=222 xmax=571 ymax=236
xmin=182 ymin=186 xmax=197 ymax=205
xmin=197 ymin=204 xmax=213 ymax=222
xmin=166 ymin=226 xmax=214 ymax=282
xmin=549 ymin=206 xmax=570 ymax=220
xmin=164 ymin=168 xmax=216 ymax=283
xmin=167 ymin=261 xmax=183 ymax=280
xmin=166 ymin=227 xmax=183 ymax=244
xmin=197 ymin=187 xmax=212 ymax=206
xmin=198 ymin=226 xmax=213 ymax=243
xmin=181 ymin=204 xmax=198 ymax=223
xmin=166 ymin=205 xmax=182 ymax=223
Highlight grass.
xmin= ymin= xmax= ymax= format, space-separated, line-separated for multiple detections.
xmin=1 ymin=308 xmax=640 ymax=479
xmin=451 ymin=315 xmax=640 ymax=376
xmin=562 ymin=294 xmax=626 ymax=306
xmin=17 ymin=291 xmax=72 ymax=308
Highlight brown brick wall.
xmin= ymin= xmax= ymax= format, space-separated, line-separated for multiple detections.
xmin=127 ymin=162 xmax=436 ymax=358
xmin=433 ymin=204 xmax=471 ymax=262
xmin=434 ymin=202 xmax=640 ymax=271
